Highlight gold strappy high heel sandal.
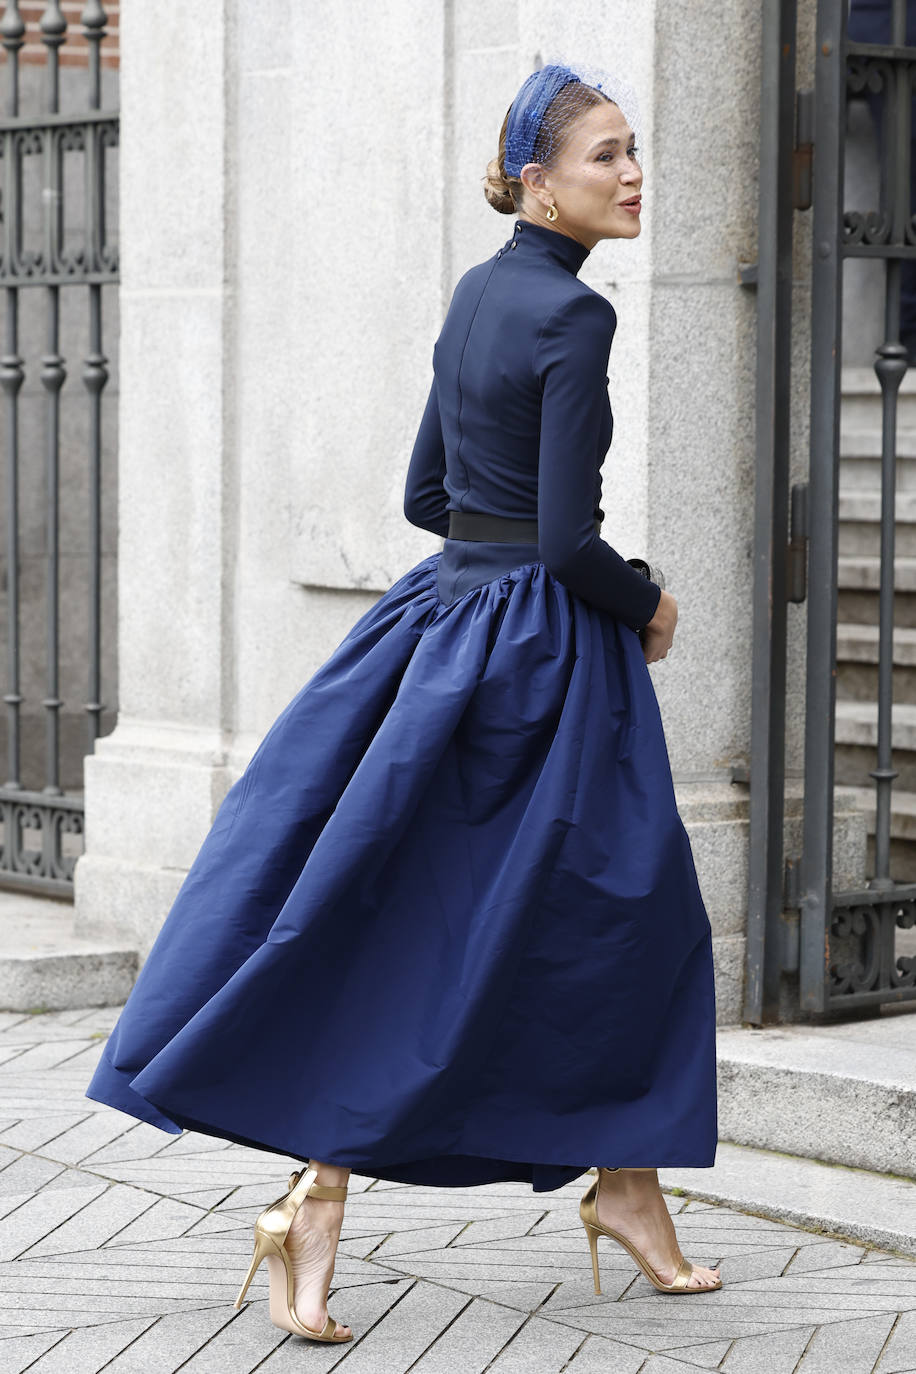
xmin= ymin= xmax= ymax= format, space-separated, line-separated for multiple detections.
xmin=234 ymin=1164 xmax=353 ymax=1341
xmin=580 ymin=1166 xmax=722 ymax=1295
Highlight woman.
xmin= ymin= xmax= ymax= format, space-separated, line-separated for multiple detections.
xmin=84 ymin=60 xmax=722 ymax=1345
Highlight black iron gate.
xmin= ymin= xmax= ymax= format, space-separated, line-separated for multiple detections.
xmin=0 ymin=2 xmax=118 ymax=895
xmin=746 ymin=0 xmax=916 ymax=1021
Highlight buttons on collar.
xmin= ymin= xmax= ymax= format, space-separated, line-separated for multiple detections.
xmin=497 ymin=216 xmax=588 ymax=273
xmin=496 ymin=221 xmax=526 ymax=257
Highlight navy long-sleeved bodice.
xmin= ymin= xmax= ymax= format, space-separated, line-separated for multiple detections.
xmin=403 ymin=216 xmax=662 ymax=633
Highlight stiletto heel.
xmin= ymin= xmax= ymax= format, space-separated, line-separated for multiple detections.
xmin=579 ymin=1166 xmax=722 ymax=1296
xmin=584 ymin=1221 xmax=602 ymax=1292
xmin=234 ymin=1164 xmax=353 ymax=1341
xmin=235 ymin=1228 xmax=275 ymax=1308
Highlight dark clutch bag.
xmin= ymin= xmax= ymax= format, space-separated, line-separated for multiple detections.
xmin=625 ymin=556 xmax=666 ymax=589
xmin=625 ymin=557 xmax=666 ymax=642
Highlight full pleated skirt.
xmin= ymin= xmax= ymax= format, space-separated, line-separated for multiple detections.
xmin=85 ymin=546 xmax=718 ymax=1193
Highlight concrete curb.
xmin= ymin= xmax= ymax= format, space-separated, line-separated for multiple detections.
xmin=660 ymin=1139 xmax=916 ymax=1258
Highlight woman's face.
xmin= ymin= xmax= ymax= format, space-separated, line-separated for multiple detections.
xmin=520 ymin=100 xmax=643 ymax=247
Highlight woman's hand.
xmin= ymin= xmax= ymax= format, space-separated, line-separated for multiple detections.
xmin=641 ymin=588 xmax=678 ymax=664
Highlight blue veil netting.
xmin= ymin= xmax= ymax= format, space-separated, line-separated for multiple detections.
xmin=503 ymin=57 xmax=643 ymax=181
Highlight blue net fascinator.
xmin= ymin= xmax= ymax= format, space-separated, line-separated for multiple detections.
xmin=502 ymin=57 xmax=642 ymax=180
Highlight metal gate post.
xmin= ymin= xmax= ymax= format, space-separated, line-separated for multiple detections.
xmin=799 ymin=0 xmax=847 ymax=1013
xmin=744 ymin=0 xmax=801 ymax=1024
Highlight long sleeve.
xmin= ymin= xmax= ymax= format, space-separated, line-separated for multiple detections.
xmin=404 ymin=373 xmax=450 ymax=538
xmin=534 ymin=292 xmax=663 ymax=633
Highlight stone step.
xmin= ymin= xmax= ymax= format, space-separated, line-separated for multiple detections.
xmin=839 ymin=436 xmax=916 ymax=493
xmin=833 ymin=783 xmax=916 ymax=879
xmin=834 ymin=697 xmax=916 ymax=749
xmin=833 ymin=702 xmax=916 ymax=813
xmin=709 ymin=1010 xmax=916 ymax=1190
xmin=838 ymin=555 xmax=916 ymax=624
xmin=0 ymin=892 xmax=138 ymax=1012
xmin=660 ymin=1139 xmax=916 ymax=1257
xmin=840 ymin=363 xmax=916 ymax=431
xmin=840 ymin=427 xmax=916 ymax=457
xmin=840 ymin=444 xmax=916 ymax=490
xmin=832 ymin=365 xmax=916 ymax=485
xmin=836 ymin=621 xmax=916 ymax=704
xmin=841 ymin=463 xmax=916 ymax=491
xmin=839 ymin=488 xmax=916 ymax=521
xmin=837 ymin=620 xmax=916 ymax=664
xmin=835 ymin=780 xmax=916 ymax=839
xmin=839 ymin=488 xmax=916 ymax=556
xmin=838 ymin=553 xmax=916 ymax=591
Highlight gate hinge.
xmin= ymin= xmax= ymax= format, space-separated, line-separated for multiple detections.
xmin=783 ymin=853 xmax=802 ymax=910
xmin=793 ymin=87 xmax=814 ymax=211
xmin=787 ymin=481 xmax=808 ymax=603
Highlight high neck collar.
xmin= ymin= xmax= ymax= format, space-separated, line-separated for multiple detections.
xmin=511 ymin=218 xmax=591 ymax=276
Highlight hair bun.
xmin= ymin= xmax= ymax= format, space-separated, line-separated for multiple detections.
xmin=482 ymin=155 xmax=517 ymax=214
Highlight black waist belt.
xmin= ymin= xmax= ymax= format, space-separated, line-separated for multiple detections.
xmin=448 ymin=510 xmax=600 ymax=543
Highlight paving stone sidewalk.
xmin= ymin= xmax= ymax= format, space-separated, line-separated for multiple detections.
xmin=1 ymin=1005 xmax=915 ymax=1374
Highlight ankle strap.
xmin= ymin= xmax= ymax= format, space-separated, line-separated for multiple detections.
xmin=309 ymin=1181 xmax=348 ymax=1199
xmin=288 ymin=1167 xmax=348 ymax=1199
xmin=599 ymin=1166 xmax=657 ymax=1173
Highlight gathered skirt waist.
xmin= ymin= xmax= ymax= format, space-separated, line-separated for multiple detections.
xmin=447 ymin=510 xmax=601 ymax=544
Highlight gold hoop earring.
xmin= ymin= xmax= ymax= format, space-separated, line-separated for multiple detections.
xmin=546 ymin=204 xmax=558 ymax=222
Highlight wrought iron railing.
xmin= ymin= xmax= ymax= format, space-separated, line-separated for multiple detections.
xmin=746 ymin=0 xmax=916 ymax=1019
xmin=0 ymin=1 xmax=118 ymax=894
xmin=801 ymin=0 xmax=916 ymax=1013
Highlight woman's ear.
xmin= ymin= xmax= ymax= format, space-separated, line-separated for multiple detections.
xmin=520 ymin=163 xmax=548 ymax=200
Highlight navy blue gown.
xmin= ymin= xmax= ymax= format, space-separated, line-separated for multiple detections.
xmin=85 ymin=217 xmax=718 ymax=1192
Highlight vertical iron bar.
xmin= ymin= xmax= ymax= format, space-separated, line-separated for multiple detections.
xmin=871 ymin=330 xmax=904 ymax=887
xmin=870 ymin=0 xmax=911 ymax=887
xmin=40 ymin=2 xmax=66 ymax=796
xmin=84 ymin=292 xmax=105 ymax=753
xmin=83 ymin=1 xmax=104 ymax=109
xmin=891 ymin=0 xmax=906 ymax=49
xmin=83 ymin=4 xmax=108 ymax=753
xmin=744 ymin=0 xmax=799 ymax=1024
xmin=800 ymin=0 xmax=848 ymax=1012
xmin=0 ymin=4 xmax=25 ymax=792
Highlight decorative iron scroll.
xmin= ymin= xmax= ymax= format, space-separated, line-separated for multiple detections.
xmin=828 ymin=887 xmax=916 ymax=998
xmin=0 ymin=788 xmax=84 ymax=896
xmin=0 ymin=115 xmax=119 ymax=283
xmin=842 ymin=49 xmax=916 ymax=250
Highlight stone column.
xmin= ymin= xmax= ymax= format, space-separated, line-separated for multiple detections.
xmin=490 ymin=4 xmax=772 ymax=1022
xmin=75 ymin=0 xmax=241 ymax=954
xmin=627 ymin=1 xmax=765 ymax=1022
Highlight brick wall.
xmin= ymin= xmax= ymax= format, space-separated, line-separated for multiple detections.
xmin=3 ymin=2 xmax=119 ymax=68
